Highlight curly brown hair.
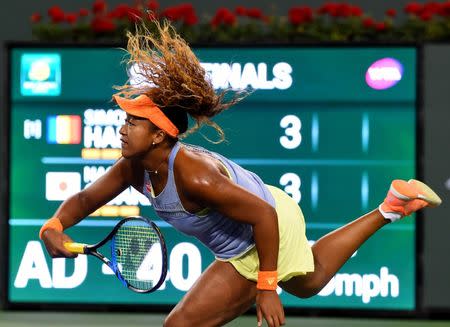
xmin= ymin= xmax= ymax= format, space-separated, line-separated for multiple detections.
xmin=114 ymin=21 xmax=246 ymax=142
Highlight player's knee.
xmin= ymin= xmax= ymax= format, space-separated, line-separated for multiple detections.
xmin=164 ymin=307 xmax=194 ymax=327
xmin=163 ymin=313 xmax=180 ymax=327
xmin=281 ymin=282 xmax=322 ymax=299
xmin=163 ymin=312 xmax=181 ymax=327
xmin=296 ymin=286 xmax=321 ymax=298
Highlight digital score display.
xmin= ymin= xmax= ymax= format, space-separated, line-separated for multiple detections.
xmin=7 ymin=46 xmax=416 ymax=310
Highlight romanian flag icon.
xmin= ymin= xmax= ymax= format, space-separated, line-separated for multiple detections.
xmin=47 ymin=115 xmax=82 ymax=144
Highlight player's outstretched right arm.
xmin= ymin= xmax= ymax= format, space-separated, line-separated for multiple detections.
xmin=40 ymin=157 xmax=139 ymax=258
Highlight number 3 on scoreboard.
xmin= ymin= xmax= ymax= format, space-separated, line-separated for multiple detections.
xmin=280 ymin=173 xmax=302 ymax=203
xmin=280 ymin=115 xmax=302 ymax=149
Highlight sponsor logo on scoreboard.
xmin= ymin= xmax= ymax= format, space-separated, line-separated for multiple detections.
xmin=365 ymin=57 xmax=403 ymax=90
xmin=20 ymin=53 xmax=61 ymax=96
xmin=47 ymin=115 xmax=82 ymax=144
xmin=45 ymin=172 xmax=81 ymax=201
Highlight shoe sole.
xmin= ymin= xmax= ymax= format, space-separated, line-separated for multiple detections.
xmin=390 ymin=179 xmax=442 ymax=207
xmin=408 ymin=179 xmax=442 ymax=207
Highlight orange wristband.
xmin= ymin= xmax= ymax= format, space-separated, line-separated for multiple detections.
xmin=257 ymin=270 xmax=278 ymax=290
xmin=39 ymin=217 xmax=63 ymax=239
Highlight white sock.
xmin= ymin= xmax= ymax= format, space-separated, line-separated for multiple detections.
xmin=378 ymin=204 xmax=402 ymax=222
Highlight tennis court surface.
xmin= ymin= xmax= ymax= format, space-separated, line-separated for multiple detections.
xmin=0 ymin=312 xmax=450 ymax=327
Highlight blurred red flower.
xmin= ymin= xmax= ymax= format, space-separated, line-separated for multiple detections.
xmin=160 ymin=4 xmax=197 ymax=25
xmin=30 ymin=13 xmax=42 ymax=23
xmin=289 ymin=6 xmax=314 ymax=25
xmin=91 ymin=16 xmax=116 ymax=32
xmin=48 ymin=6 xmax=65 ymax=23
xmin=423 ymin=2 xmax=441 ymax=15
xmin=161 ymin=7 xmax=182 ymax=21
xmin=179 ymin=3 xmax=194 ymax=14
xmin=93 ymin=0 xmax=107 ymax=14
xmin=438 ymin=2 xmax=450 ymax=16
xmin=404 ymin=2 xmax=423 ymax=15
xmin=66 ymin=13 xmax=78 ymax=24
xmin=350 ymin=6 xmax=363 ymax=17
xmin=386 ymin=8 xmax=397 ymax=17
xmin=420 ymin=11 xmax=433 ymax=21
xmin=108 ymin=4 xmax=128 ymax=19
xmin=79 ymin=8 xmax=89 ymax=17
xmin=211 ymin=8 xmax=236 ymax=26
xmin=235 ymin=6 xmax=246 ymax=16
xmin=246 ymin=8 xmax=263 ymax=19
xmin=223 ymin=13 xmax=236 ymax=25
xmin=362 ymin=17 xmax=375 ymax=28
xmin=375 ymin=22 xmax=386 ymax=31
xmin=184 ymin=13 xmax=197 ymax=25
xmin=147 ymin=0 xmax=159 ymax=12
xmin=318 ymin=3 xmax=337 ymax=15
xmin=335 ymin=3 xmax=352 ymax=17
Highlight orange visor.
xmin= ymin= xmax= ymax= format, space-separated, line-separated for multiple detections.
xmin=113 ymin=94 xmax=179 ymax=138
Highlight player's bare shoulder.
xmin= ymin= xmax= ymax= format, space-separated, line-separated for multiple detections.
xmin=173 ymin=145 xmax=228 ymax=190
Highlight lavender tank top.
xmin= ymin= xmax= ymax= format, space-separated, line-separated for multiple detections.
xmin=142 ymin=142 xmax=275 ymax=260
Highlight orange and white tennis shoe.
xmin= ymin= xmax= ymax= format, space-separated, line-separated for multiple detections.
xmin=379 ymin=179 xmax=442 ymax=221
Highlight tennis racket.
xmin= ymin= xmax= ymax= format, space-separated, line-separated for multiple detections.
xmin=64 ymin=216 xmax=167 ymax=293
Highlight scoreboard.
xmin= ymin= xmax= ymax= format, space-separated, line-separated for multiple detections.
xmin=7 ymin=46 xmax=417 ymax=310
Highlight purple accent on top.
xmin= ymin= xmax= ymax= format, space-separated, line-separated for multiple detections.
xmin=142 ymin=142 xmax=275 ymax=260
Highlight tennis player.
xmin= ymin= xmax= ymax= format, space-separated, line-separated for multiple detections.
xmin=40 ymin=23 xmax=442 ymax=327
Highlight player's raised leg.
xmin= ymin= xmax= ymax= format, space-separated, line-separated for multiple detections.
xmin=164 ymin=260 xmax=256 ymax=327
xmin=280 ymin=179 xmax=441 ymax=298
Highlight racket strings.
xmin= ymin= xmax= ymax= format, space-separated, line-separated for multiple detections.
xmin=112 ymin=222 xmax=162 ymax=291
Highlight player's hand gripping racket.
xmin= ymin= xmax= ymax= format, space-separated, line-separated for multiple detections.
xmin=64 ymin=216 xmax=167 ymax=293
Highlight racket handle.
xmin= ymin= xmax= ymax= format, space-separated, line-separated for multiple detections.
xmin=64 ymin=242 xmax=87 ymax=254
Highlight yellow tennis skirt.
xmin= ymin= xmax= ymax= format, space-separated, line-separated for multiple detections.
xmin=227 ymin=185 xmax=315 ymax=282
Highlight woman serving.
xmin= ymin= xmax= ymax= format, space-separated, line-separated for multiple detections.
xmin=40 ymin=22 xmax=441 ymax=327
